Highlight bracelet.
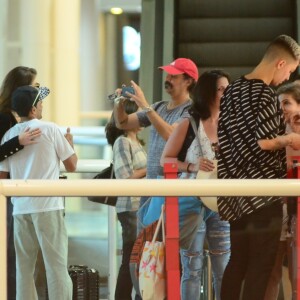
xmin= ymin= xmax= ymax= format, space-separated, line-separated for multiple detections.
xmin=142 ymin=105 xmax=153 ymax=113
xmin=187 ymin=163 xmax=192 ymax=173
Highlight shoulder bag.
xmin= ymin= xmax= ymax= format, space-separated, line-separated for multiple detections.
xmin=139 ymin=205 xmax=166 ymax=300
xmin=87 ymin=162 xmax=117 ymax=206
xmin=189 ymin=117 xmax=218 ymax=212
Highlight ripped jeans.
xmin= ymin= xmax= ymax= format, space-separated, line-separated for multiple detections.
xmin=180 ymin=210 xmax=230 ymax=300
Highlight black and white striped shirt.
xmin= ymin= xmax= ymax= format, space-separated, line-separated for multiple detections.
xmin=217 ymin=77 xmax=286 ymax=222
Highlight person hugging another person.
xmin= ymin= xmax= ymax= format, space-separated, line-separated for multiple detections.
xmin=105 ymin=99 xmax=147 ymax=300
xmin=0 ymin=66 xmax=44 ymax=300
xmin=0 ymin=85 xmax=77 ymax=300
xmin=160 ymin=70 xmax=231 ymax=300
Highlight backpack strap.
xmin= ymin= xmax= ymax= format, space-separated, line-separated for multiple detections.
xmin=189 ymin=116 xmax=201 ymax=151
xmin=179 ymin=103 xmax=190 ymax=117
xmin=177 ymin=119 xmax=194 ymax=162
xmin=177 ymin=116 xmax=200 ymax=162
xmin=153 ymin=100 xmax=166 ymax=112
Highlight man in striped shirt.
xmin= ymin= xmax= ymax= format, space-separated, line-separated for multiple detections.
xmin=218 ymin=35 xmax=300 ymax=300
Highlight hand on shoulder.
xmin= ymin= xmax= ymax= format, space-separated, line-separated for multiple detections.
xmin=19 ymin=128 xmax=42 ymax=146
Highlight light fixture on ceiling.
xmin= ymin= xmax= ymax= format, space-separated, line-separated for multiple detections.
xmin=110 ymin=7 xmax=123 ymax=15
xmin=97 ymin=0 xmax=141 ymax=13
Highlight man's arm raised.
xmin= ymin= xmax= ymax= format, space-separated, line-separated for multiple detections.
xmin=62 ymin=127 xmax=78 ymax=172
xmin=121 ymin=80 xmax=176 ymax=140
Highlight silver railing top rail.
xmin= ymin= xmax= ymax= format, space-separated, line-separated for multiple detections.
xmin=60 ymin=159 xmax=110 ymax=173
xmin=59 ymin=126 xmax=108 ymax=146
xmin=1 ymin=178 xmax=300 ymax=299
xmin=0 ymin=178 xmax=299 ymax=197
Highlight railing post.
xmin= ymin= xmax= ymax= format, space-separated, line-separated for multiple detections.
xmin=288 ymin=156 xmax=300 ymax=300
xmin=108 ymin=206 xmax=117 ymax=300
xmin=0 ymin=195 xmax=7 ymax=300
xmin=295 ymin=158 xmax=300 ymax=300
xmin=164 ymin=158 xmax=180 ymax=300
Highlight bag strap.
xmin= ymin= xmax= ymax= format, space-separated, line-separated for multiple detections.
xmin=102 ymin=163 xmax=114 ymax=204
xmin=109 ymin=163 xmax=114 ymax=179
xmin=111 ymin=145 xmax=115 ymax=179
xmin=161 ymin=205 xmax=165 ymax=243
xmin=151 ymin=205 xmax=165 ymax=243
xmin=153 ymin=100 xmax=166 ymax=112
xmin=177 ymin=119 xmax=195 ymax=162
xmin=104 ymin=163 xmax=114 ymax=204
xmin=189 ymin=116 xmax=203 ymax=157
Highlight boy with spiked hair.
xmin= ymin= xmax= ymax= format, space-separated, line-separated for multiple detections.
xmin=218 ymin=35 xmax=300 ymax=300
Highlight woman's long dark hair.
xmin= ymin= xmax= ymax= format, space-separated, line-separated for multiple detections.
xmin=189 ymin=69 xmax=230 ymax=121
xmin=0 ymin=66 xmax=37 ymax=113
xmin=105 ymin=99 xmax=144 ymax=146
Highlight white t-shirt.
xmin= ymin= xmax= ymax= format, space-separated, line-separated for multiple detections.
xmin=0 ymin=119 xmax=75 ymax=215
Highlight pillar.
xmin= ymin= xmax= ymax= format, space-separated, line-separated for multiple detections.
xmin=52 ymin=0 xmax=80 ymax=126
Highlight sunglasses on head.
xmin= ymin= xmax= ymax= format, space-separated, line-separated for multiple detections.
xmin=32 ymin=89 xmax=41 ymax=107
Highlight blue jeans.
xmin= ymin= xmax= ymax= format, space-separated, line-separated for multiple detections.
xmin=180 ymin=210 xmax=230 ymax=300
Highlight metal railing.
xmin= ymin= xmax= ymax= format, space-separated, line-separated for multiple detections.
xmin=59 ymin=126 xmax=107 ymax=146
xmin=60 ymin=159 xmax=110 ymax=173
xmin=1 ymin=178 xmax=300 ymax=299
xmin=2 ymin=178 xmax=300 ymax=197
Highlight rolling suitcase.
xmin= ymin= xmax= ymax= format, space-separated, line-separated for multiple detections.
xmin=46 ymin=265 xmax=100 ymax=300
xmin=68 ymin=265 xmax=100 ymax=300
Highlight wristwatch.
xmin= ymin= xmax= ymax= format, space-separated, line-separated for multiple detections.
xmin=142 ymin=105 xmax=153 ymax=112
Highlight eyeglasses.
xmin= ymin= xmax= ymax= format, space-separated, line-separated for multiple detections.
xmin=32 ymin=89 xmax=41 ymax=107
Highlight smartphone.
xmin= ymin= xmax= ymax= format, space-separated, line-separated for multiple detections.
xmin=107 ymin=92 xmax=118 ymax=101
xmin=121 ymin=86 xmax=135 ymax=98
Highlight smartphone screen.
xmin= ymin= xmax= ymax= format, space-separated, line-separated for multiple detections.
xmin=121 ymin=86 xmax=135 ymax=98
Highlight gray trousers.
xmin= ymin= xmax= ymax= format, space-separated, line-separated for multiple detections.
xmin=14 ymin=210 xmax=72 ymax=300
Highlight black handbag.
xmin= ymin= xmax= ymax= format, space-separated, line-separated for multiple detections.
xmin=87 ymin=163 xmax=117 ymax=206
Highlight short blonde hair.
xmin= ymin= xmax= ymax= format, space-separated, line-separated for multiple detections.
xmin=264 ymin=35 xmax=300 ymax=61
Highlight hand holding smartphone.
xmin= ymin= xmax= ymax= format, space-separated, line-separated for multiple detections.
xmin=121 ymin=86 xmax=135 ymax=98
xmin=107 ymin=86 xmax=135 ymax=102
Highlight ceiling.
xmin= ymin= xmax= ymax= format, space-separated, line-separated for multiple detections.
xmin=97 ymin=0 xmax=142 ymax=13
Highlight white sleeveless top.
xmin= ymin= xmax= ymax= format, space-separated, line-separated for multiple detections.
xmin=181 ymin=120 xmax=215 ymax=179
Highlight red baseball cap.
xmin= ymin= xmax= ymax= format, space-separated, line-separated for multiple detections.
xmin=159 ymin=58 xmax=199 ymax=81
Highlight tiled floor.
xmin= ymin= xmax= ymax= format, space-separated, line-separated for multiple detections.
xmin=65 ymin=208 xmax=121 ymax=299
xmin=63 ymin=207 xmax=288 ymax=300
